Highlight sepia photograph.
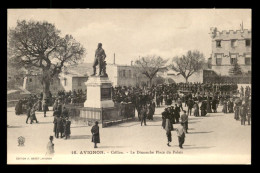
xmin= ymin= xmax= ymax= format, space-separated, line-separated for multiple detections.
xmin=7 ymin=9 xmax=251 ymax=164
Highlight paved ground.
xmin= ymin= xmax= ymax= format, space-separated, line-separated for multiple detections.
xmin=7 ymin=103 xmax=251 ymax=164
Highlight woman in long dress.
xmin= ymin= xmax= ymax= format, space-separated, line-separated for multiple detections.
xmin=222 ymin=100 xmax=228 ymax=114
xmin=15 ymin=100 xmax=23 ymax=115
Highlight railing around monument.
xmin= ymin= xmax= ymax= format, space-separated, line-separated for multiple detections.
xmin=65 ymin=102 xmax=135 ymax=128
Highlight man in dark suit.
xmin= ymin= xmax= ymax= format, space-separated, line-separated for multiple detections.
xmin=174 ymin=104 xmax=181 ymax=123
xmin=56 ymin=115 xmax=64 ymax=138
xmin=140 ymin=105 xmax=147 ymax=126
xmin=187 ymin=98 xmax=194 ymax=116
xmin=240 ymin=102 xmax=248 ymax=126
xmin=43 ymin=99 xmax=48 ymax=117
xmin=180 ymin=110 xmax=188 ymax=133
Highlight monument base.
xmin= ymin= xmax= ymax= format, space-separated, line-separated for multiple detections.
xmin=84 ymin=76 xmax=114 ymax=109
xmin=84 ymin=99 xmax=114 ymax=108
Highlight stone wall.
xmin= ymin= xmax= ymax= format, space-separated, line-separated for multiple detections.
xmin=212 ymin=65 xmax=251 ymax=76
xmin=164 ymin=70 xmax=203 ymax=83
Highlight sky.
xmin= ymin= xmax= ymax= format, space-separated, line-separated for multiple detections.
xmin=8 ymin=9 xmax=251 ymax=66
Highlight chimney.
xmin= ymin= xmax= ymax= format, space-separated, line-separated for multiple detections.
xmin=131 ymin=61 xmax=133 ymax=66
xmin=113 ymin=53 xmax=115 ymax=65
xmin=240 ymin=21 xmax=244 ymax=31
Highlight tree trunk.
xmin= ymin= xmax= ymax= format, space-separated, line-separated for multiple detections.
xmin=185 ymin=77 xmax=189 ymax=83
xmin=42 ymin=70 xmax=51 ymax=102
xmin=42 ymin=79 xmax=50 ymax=100
xmin=149 ymin=78 xmax=153 ymax=87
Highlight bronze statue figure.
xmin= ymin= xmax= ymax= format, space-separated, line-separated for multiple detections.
xmin=91 ymin=43 xmax=108 ymax=77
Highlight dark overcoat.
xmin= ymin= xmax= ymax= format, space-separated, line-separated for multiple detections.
xmin=64 ymin=120 xmax=71 ymax=135
xmin=43 ymin=102 xmax=48 ymax=112
xmin=30 ymin=109 xmax=37 ymax=121
xmin=53 ymin=116 xmax=57 ymax=132
xmin=91 ymin=125 xmax=100 ymax=143
xmin=15 ymin=101 xmax=23 ymax=115
xmin=56 ymin=117 xmax=64 ymax=133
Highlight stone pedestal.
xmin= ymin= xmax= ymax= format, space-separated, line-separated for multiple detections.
xmin=84 ymin=76 xmax=114 ymax=108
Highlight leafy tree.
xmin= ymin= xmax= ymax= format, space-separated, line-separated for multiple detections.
xmin=170 ymin=50 xmax=205 ymax=83
xmin=134 ymin=55 xmax=168 ymax=87
xmin=229 ymin=59 xmax=243 ymax=76
xmin=8 ymin=20 xmax=85 ymax=100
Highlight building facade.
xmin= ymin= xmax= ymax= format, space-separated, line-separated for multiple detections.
xmin=209 ymin=27 xmax=251 ymax=76
xmin=23 ymin=63 xmax=150 ymax=94
xmin=106 ymin=64 xmax=150 ymax=87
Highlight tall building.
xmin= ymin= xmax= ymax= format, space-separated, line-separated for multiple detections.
xmin=208 ymin=26 xmax=251 ymax=76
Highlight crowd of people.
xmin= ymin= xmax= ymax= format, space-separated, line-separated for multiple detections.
xmin=158 ymin=85 xmax=251 ymax=148
xmin=15 ymin=89 xmax=87 ymax=116
xmin=14 ymin=82 xmax=251 ymax=148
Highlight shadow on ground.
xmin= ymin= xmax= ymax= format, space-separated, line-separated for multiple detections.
xmin=69 ymin=135 xmax=91 ymax=140
xmin=172 ymin=145 xmax=215 ymax=150
xmin=8 ymin=125 xmax=25 ymax=128
xmin=71 ymin=125 xmax=88 ymax=128
xmin=107 ymin=122 xmax=142 ymax=128
xmin=37 ymin=121 xmax=53 ymax=124
xmin=188 ymin=131 xmax=213 ymax=134
xmin=207 ymin=114 xmax=225 ymax=117
xmin=188 ymin=121 xmax=201 ymax=124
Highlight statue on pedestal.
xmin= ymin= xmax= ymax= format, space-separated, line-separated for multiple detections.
xmin=91 ymin=43 xmax=108 ymax=77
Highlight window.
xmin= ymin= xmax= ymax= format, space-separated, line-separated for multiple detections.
xmin=216 ymin=54 xmax=222 ymax=66
xmin=216 ymin=40 xmax=221 ymax=48
xmin=245 ymin=58 xmax=251 ymax=65
xmin=245 ymin=57 xmax=251 ymax=65
xmin=29 ymin=78 xmax=32 ymax=82
xmin=129 ymin=70 xmax=132 ymax=78
xmin=231 ymin=40 xmax=237 ymax=47
xmin=246 ymin=39 xmax=251 ymax=47
xmin=230 ymin=54 xmax=237 ymax=65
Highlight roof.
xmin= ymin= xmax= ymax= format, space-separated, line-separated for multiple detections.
xmin=63 ymin=63 xmax=92 ymax=77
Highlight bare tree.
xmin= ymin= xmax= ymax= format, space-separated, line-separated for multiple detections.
xmin=170 ymin=50 xmax=205 ymax=83
xmin=134 ymin=55 xmax=168 ymax=87
xmin=8 ymin=20 xmax=85 ymax=100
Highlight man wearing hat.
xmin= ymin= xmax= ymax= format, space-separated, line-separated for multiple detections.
xmin=91 ymin=121 xmax=100 ymax=148
xmin=162 ymin=107 xmax=173 ymax=146
xmin=187 ymin=98 xmax=194 ymax=116
xmin=180 ymin=110 xmax=188 ymax=133
xmin=43 ymin=99 xmax=48 ymax=117
xmin=140 ymin=104 xmax=147 ymax=126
